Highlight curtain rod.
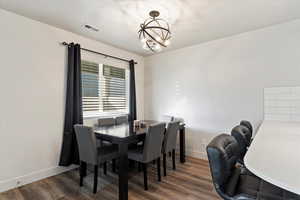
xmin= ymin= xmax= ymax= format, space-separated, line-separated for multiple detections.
xmin=60 ymin=42 xmax=137 ymax=64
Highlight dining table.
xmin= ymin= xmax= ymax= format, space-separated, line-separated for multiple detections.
xmin=244 ymin=120 xmax=300 ymax=195
xmin=92 ymin=120 xmax=186 ymax=200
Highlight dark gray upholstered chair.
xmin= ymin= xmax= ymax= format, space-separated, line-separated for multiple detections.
xmin=128 ymin=122 xmax=166 ymax=190
xmin=97 ymin=117 xmax=117 ymax=170
xmin=240 ymin=120 xmax=254 ymax=144
xmin=98 ymin=117 xmax=116 ymax=126
xmin=161 ymin=115 xmax=175 ymax=122
xmin=115 ymin=115 xmax=128 ymax=125
xmin=240 ymin=120 xmax=253 ymax=135
xmin=97 ymin=117 xmax=116 ymax=147
xmin=207 ymin=134 xmax=300 ymax=200
xmin=74 ymin=125 xmax=119 ymax=193
xmin=231 ymin=125 xmax=251 ymax=164
xmin=162 ymin=121 xmax=180 ymax=176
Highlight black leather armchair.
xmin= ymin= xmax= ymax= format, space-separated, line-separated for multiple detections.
xmin=231 ymin=125 xmax=251 ymax=163
xmin=240 ymin=120 xmax=253 ymax=136
xmin=206 ymin=134 xmax=300 ymax=200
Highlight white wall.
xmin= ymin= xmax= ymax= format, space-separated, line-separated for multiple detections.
xmin=145 ymin=20 xmax=300 ymax=159
xmin=0 ymin=9 xmax=144 ymax=192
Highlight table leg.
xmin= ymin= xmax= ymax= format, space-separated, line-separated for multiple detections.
xmin=81 ymin=161 xmax=87 ymax=177
xmin=119 ymin=143 xmax=128 ymax=200
xmin=180 ymin=127 xmax=186 ymax=163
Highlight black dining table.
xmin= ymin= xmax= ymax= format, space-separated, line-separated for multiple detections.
xmin=93 ymin=120 xmax=186 ymax=200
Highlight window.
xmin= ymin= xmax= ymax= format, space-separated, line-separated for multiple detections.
xmin=81 ymin=60 xmax=129 ymax=117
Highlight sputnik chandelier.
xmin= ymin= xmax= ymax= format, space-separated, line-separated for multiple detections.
xmin=138 ymin=10 xmax=171 ymax=52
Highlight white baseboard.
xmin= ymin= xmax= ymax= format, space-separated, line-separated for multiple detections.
xmin=185 ymin=149 xmax=208 ymax=160
xmin=0 ymin=165 xmax=77 ymax=193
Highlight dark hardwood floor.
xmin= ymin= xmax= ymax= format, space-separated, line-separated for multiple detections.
xmin=0 ymin=156 xmax=221 ymax=200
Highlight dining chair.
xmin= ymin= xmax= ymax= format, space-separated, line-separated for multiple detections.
xmin=98 ymin=117 xmax=116 ymax=126
xmin=161 ymin=115 xmax=175 ymax=122
xmin=74 ymin=124 xmax=119 ymax=193
xmin=231 ymin=125 xmax=251 ymax=164
xmin=97 ymin=117 xmax=117 ymax=169
xmin=240 ymin=120 xmax=253 ymax=134
xmin=115 ymin=115 xmax=128 ymax=125
xmin=240 ymin=120 xmax=253 ymax=142
xmin=128 ymin=122 xmax=166 ymax=190
xmin=162 ymin=121 xmax=180 ymax=176
xmin=160 ymin=115 xmax=175 ymax=157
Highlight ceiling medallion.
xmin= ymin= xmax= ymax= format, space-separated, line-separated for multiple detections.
xmin=138 ymin=10 xmax=171 ymax=52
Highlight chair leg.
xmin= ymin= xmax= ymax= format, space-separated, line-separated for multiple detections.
xmin=103 ymin=162 xmax=107 ymax=175
xmin=143 ymin=163 xmax=148 ymax=190
xmin=169 ymin=152 xmax=172 ymax=157
xmin=157 ymin=157 xmax=161 ymax=182
xmin=112 ymin=159 xmax=116 ymax=173
xmin=172 ymin=149 xmax=176 ymax=170
xmin=138 ymin=162 xmax=141 ymax=172
xmin=93 ymin=165 xmax=98 ymax=194
xmin=163 ymin=153 xmax=167 ymax=176
xmin=129 ymin=160 xmax=135 ymax=168
xmin=79 ymin=161 xmax=85 ymax=186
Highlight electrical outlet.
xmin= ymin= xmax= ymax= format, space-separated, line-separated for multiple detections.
xmin=200 ymin=139 xmax=208 ymax=152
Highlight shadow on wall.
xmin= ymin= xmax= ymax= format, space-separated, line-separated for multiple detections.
xmin=182 ymin=127 xmax=218 ymax=159
xmin=181 ymin=118 xmax=262 ymax=160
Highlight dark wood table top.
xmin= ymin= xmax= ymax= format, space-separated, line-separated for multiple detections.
xmin=94 ymin=120 xmax=185 ymax=143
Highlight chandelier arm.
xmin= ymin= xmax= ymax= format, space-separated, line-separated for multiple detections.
xmin=148 ymin=28 xmax=162 ymax=41
xmin=143 ymin=29 xmax=167 ymax=47
xmin=164 ymin=22 xmax=171 ymax=40
xmin=144 ymin=18 xmax=156 ymax=27
xmin=154 ymin=20 xmax=166 ymax=40
xmin=146 ymin=41 xmax=155 ymax=52
xmin=143 ymin=26 xmax=171 ymax=33
xmin=164 ymin=31 xmax=170 ymax=41
xmin=142 ymin=30 xmax=147 ymax=40
xmin=143 ymin=26 xmax=171 ymax=41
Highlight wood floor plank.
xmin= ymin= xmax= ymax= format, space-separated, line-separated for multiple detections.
xmin=0 ymin=156 xmax=221 ymax=200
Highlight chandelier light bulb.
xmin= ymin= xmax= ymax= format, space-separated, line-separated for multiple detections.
xmin=140 ymin=38 xmax=147 ymax=43
xmin=164 ymin=39 xmax=171 ymax=46
xmin=143 ymin=44 xmax=149 ymax=50
xmin=155 ymin=36 xmax=162 ymax=42
xmin=156 ymin=46 xmax=162 ymax=52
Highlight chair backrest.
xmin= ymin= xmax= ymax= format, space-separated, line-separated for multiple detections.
xmin=231 ymin=125 xmax=251 ymax=163
xmin=206 ymin=134 xmax=240 ymax=199
xmin=98 ymin=117 xmax=115 ymax=126
xmin=74 ymin=125 xmax=98 ymax=165
xmin=162 ymin=121 xmax=180 ymax=153
xmin=115 ymin=115 xmax=128 ymax=125
xmin=161 ymin=115 xmax=175 ymax=122
xmin=142 ymin=122 xmax=166 ymax=163
xmin=240 ymin=120 xmax=253 ymax=136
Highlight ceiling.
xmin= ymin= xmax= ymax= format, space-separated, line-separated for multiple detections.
xmin=1 ymin=0 xmax=300 ymax=56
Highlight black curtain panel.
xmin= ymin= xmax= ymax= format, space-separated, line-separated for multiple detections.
xmin=129 ymin=60 xmax=137 ymax=121
xmin=59 ymin=43 xmax=83 ymax=166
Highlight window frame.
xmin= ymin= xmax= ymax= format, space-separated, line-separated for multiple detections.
xmin=81 ymin=60 xmax=130 ymax=119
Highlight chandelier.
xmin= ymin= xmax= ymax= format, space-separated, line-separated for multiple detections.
xmin=138 ymin=10 xmax=171 ymax=52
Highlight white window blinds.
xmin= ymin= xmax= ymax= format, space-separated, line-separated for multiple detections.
xmin=81 ymin=60 xmax=128 ymax=116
